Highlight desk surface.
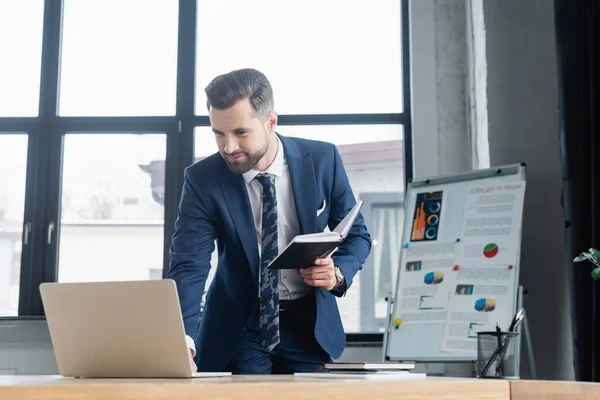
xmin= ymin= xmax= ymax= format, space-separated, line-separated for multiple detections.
xmin=0 ymin=375 xmax=508 ymax=400
xmin=1 ymin=375 xmax=600 ymax=400
xmin=510 ymin=379 xmax=600 ymax=399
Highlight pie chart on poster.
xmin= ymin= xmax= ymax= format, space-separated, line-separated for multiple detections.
xmin=424 ymin=271 xmax=444 ymax=285
xmin=483 ymin=243 xmax=499 ymax=258
xmin=474 ymin=298 xmax=496 ymax=312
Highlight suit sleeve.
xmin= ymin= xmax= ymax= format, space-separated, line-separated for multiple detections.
xmin=166 ymin=166 xmax=217 ymax=339
xmin=328 ymin=145 xmax=372 ymax=294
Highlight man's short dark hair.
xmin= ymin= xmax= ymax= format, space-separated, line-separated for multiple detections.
xmin=205 ymin=68 xmax=274 ymax=119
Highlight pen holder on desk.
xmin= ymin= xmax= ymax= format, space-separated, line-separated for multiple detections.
xmin=476 ymin=331 xmax=520 ymax=379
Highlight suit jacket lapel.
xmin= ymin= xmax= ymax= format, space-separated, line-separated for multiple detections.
xmin=217 ymin=161 xmax=260 ymax=284
xmin=282 ymin=136 xmax=317 ymax=235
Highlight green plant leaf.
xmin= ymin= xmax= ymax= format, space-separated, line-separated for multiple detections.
xmin=592 ymin=267 xmax=600 ymax=280
xmin=574 ymin=251 xmax=593 ymax=263
xmin=589 ymin=248 xmax=600 ymax=264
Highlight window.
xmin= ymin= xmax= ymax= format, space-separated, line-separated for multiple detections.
xmin=0 ymin=1 xmax=44 ymax=117
xmin=0 ymin=135 xmax=28 ymax=315
xmin=59 ymin=0 xmax=179 ymax=116
xmin=195 ymin=0 xmax=403 ymax=115
xmin=0 ymin=0 xmax=410 ymax=342
xmin=57 ymin=134 xmax=166 ymax=283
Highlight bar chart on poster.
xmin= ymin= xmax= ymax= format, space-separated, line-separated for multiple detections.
xmin=384 ymin=164 xmax=526 ymax=362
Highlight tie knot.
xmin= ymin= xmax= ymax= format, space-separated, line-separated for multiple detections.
xmin=256 ymin=173 xmax=276 ymax=188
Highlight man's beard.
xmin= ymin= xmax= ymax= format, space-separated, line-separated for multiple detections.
xmin=222 ymin=143 xmax=269 ymax=174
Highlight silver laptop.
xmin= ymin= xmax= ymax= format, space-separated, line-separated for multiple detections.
xmin=39 ymin=279 xmax=230 ymax=379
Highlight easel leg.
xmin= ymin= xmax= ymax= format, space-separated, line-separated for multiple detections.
xmin=517 ymin=285 xmax=537 ymax=379
xmin=522 ymin=309 xmax=537 ymax=379
xmin=382 ymin=291 xmax=394 ymax=363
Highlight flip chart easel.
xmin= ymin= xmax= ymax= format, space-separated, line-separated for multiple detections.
xmin=382 ymin=164 xmax=534 ymax=376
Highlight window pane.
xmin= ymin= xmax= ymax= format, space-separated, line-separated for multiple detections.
xmin=372 ymin=203 xmax=404 ymax=330
xmin=59 ymin=0 xmax=178 ymax=116
xmin=194 ymin=125 xmax=404 ymax=333
xmin=0 ymin=1 xmax=44 ymax=117
xmin=58 ymin=134 xmax=166 ymax=282
xmin=194 ymin=126 xmax=218 ymax=158
xmin=0 ymin=135 xmax=28 ymax=315
xmin=195 ymin=0 xmax=403 ymax=115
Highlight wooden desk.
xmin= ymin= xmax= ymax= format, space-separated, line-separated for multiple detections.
xmin=2 ymin=375 xmax=600 ymax=399
xmin=510 ymin=379 xmax=600 ymax=400
xmin=0 ymin=375 xmax=509 ymax=400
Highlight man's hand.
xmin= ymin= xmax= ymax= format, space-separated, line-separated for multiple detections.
xmin=300 ymin=256 xmax=337 ymax=291
xmin=188 ymin=349 xmax=197 ymax=373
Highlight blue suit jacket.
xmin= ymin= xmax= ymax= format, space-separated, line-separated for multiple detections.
xmin=167 ymin=134 xmax=372 ymax=372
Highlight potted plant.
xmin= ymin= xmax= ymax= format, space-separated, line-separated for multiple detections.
xmin=574 ymin=248 xmax=600 ymax=280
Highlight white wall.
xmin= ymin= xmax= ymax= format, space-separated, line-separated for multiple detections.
xmin=411 ymin=0 xmax=472 ymax=179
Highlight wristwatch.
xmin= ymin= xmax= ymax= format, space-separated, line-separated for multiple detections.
xmin=334 ymin=267 xmax=345 ymax=289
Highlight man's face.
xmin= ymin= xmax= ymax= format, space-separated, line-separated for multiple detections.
xmin=209 ymin=98 xmax=273 ymax=174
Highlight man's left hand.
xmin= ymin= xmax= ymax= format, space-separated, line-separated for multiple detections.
xmin=300 ymin=257 xmax=337 ymax=291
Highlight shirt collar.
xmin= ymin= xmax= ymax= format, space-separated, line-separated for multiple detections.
xmin=242 ymin=135 xmax=284 ymax=184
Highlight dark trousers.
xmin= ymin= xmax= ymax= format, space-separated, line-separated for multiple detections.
xmin=225 ymin=294 xmax=332 ymax=374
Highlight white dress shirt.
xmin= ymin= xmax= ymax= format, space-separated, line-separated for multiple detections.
xmin=242 ymin=136 xmax=311 ymax=300
xmin=186 ymin=136 xmax=310 ymax=355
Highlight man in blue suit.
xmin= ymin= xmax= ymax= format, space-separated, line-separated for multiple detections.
xmin=167 ymin=68 xmax=371 ymax=374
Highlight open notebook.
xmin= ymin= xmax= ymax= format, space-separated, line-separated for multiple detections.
xmin=268 ymin=201 xmax=363 ymax=270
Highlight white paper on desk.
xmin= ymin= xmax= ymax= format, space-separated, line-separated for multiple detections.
xmin=294 ymin=372 xmax=426 ymax=380
xmin=440 ymin=266 xmax=517 ymax=353
xmin=190 ymin=372 xmax=232 ymax=378
xmin=393 ymin=242 xmax=458 ymax=324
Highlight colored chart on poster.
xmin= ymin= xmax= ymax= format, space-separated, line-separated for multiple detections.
xmin=411 ymin=191 xmax=443 ymax=242
xmin=455 ymin=284 xmax=474 ymax=295
xmin=483 ymin=243 xmax=499 ymax=258
xmin=405 ymin=261 xmax=422 ymax=272
xmin=474 ymin=298 xmax=496 ymax=312
xmin=424 ymin=271 xmax=444 ymax=285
